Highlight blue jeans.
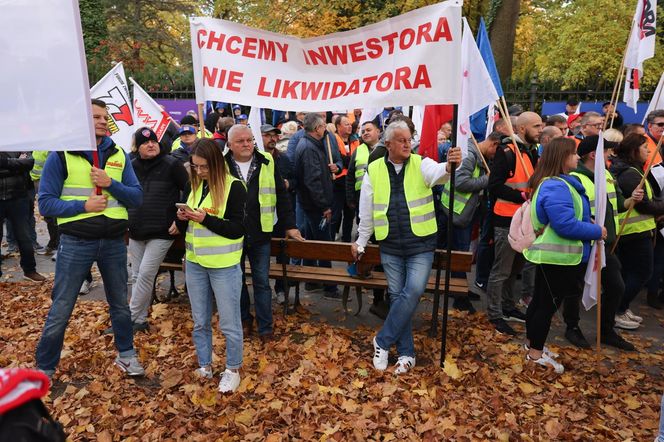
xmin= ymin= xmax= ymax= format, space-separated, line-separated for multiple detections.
xmin=240 ymin=240 xmax=273 ymax=335
xmin=376 ymin=251 xmax=434 ymax=357
xmin=6 ymin=188 xmax=37 ymax=246
xmin=647 ymin=234 xmax=664 ymax=297
xmin=0 ymin=197 xmax=36 ymax=276
xmin=186 ymin=260 xmax=243 ymax=369
xmin=437 ymin=210 xmax=473 ymax=278
xmin=35 ymin=235 xmax=134 ymax=372
xmin=475 ymin=209 xmax=494 ymax=287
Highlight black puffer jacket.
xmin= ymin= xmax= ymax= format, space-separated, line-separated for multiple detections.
xmin=0 ymin=153 xmax=33 ymax=200
xmin=128 ymin=148 xmax=189 ymax=240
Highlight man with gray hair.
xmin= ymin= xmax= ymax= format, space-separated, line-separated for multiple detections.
xmin=294 ymin=113 xmax=340 ymax=298
xmin=225 ymin=124 xmax=303 ymax=341
xmin=574 ymin=111 xmax=604 ymax=144
xmin=645 ymin=109 xmax=664 ymax=169
xmin=351 ymin=120 xmax=461 ymax=375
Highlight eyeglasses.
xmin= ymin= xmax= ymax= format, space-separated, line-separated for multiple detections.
xmin=191 ymin=163 xmax=209 ymax=171
xmin=585 ymin=123 xmax=603 ymax=129
xmin=652 ymin=122 xmax=664 ymax=128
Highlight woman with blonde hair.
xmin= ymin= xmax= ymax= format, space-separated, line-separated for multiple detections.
xmin=523 ymin=137 xmax=605 ymax=373
xmin=177 ymin=138 xmax=247 ymax=393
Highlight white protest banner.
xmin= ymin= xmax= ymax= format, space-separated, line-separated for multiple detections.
xmin=190 ymin=1 xmax=462 ymax=111
xmin=0 ymin=0 xmax=94 ymax=152
xmin=623 ymin=0 xmax=657 ymax=111
xmin=130 ymin=78 xmax=171 ymax=142
xmin=91 ymin=63 xmax=134 ymax=151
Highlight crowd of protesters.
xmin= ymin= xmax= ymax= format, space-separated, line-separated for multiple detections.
xmin=1 ymin=98 xmax=663 ymax=391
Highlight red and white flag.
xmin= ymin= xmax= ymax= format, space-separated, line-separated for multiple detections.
xmin=583 ymin=133 xmax=607 ymax=310
xmin=623 ymin=0 xmax=657 ymax=111
xmin=130 ymin=78 xmax=170 ymax=142
xmin=91 ymin=63 xmax=134 ymax=151
xmin=456 ymin=17 xmax=499 ymax=157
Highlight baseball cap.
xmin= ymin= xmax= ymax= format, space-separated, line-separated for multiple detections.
xmin=178 ymin=125 xmax=196 ymax=135
xmin=238 ymin=114 xmax=248 ymax=120
xmin=567 ymin=112 xmax=585 ymax=126
xmin=260 ymin=124 xmax=281 ymax=134
xmin=577 ymin=135 xmax=619 ymax=157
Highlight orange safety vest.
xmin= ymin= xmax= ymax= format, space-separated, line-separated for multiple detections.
xmin=644 ymin=134 xmax=662 ymax=172
xmin=493 ymin=143 xmax=535 ymax=218
xmin=333 ymin=134 xmax=359 ymax=180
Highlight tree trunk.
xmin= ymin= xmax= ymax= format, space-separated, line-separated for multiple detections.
xmin=489 ymin=0 xmax=521 ymax=83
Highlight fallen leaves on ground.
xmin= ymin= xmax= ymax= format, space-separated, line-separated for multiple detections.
xmin=0 ymin=281 xmax=662 ymax=441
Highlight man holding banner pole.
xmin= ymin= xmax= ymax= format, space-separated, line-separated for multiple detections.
xmin=352 ymin=120 xmax=461 ymax=374
xmin=35 ymin=99 xmax=145 ymax=380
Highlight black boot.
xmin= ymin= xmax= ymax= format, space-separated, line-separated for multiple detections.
xmin=647 ymin=291 xmax=664 ymax=309
xmin=565 ymin=326 xmax=591 ymax=349
xmin=601 ymin=330 xmax=636 ymax=351
xmin=453 ymin=296 xmax=477 ymax=314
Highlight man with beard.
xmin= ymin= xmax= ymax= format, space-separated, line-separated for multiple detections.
xmin=486 ymin=112 xmax=542 ymax=336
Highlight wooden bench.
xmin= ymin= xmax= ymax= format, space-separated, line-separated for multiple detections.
xmin=150 ymin=238 xmax=473 ymax=322
xmin=258 ymin=239 xmax=472 ymax=317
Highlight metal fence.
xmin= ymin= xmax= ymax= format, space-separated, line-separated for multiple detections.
xmin=147 ymin=86 xmax=657 ymax=114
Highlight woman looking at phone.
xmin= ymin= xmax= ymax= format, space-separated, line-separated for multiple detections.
xmin=177 ymin=139 xmax=247 ymax=393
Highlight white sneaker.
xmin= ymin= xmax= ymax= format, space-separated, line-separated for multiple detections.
xmin=276 ymin=291 xmax=286 ymax=304
xmin=526 ymin=353 xmax=564 ymax=374
xmin=615 ymin=313 xmax=640 ymax=330
xmin=79 ymin=280 xmax=91 ymax=295
xmin=114 ymin=355 xmax=145 ymax=376
xmin=218 ymin=369 xmax=241 ymax=393
xmin=51 ymin=251 xmax=57 ymax=262
xmin=194 ymin=365 xmax=213 ymax=379
xmin=624 ymin=309 xmax=643 ymax=323
xmin=394 ymin=356 xmax=416 ymax=375
xmin=523 ymin=343 xmax=559 ymax=358
xmin=372 ymin=337 xmax=388 ymax=371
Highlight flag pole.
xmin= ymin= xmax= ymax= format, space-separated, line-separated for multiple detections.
xmin=495 ymin=99 xmax=531 ymax=179
xmin=440 ymin=104 xmax=459 ymax=368
xmin=604 ymin=19 xmax=635 ymax=131
xmin=197 ymin=103 xmax=206 ymax=138
xmin=595 ymin=244 xmax=602 ymax=358
xmin=610 ymin=74 xmax=626 ymax=128
xmin=611 ymin=135 xmax=664 ymax=254
xmin=469 ymin=132 xmax=490 ymax=174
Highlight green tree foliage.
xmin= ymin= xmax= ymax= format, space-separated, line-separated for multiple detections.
xmin=514 ymin=0 xmax=664 ymax=89
xmin=81 ymin=0 xmax=663 ymax=92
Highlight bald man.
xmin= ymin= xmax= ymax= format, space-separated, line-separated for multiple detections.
xmin=538 ymin=125 xmax=563 ymax=155
xmin=486 ymin=111 xmax=543 ymax=336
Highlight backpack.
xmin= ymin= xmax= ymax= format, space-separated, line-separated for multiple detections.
xmin=0 ymin=368 xmax=65 ymax=442
xmin=508 ymin=199 xmax=537 ymax=253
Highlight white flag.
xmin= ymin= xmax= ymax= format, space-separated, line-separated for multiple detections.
xmin=456 ymin=18 xmax=499 ymax=158
xmin=642 ymin=72 xmax=664 ymax=123
xmin=130 ymin=78 xmax=171 ymax=142
xmin=411 ymin=105 xmax=425 ymax=141
xmin=583 ymin=133 xmax=607 ymax=310
xmin=91 ymin=63 xmax=134 ymax=151
xmin=0 ymin=0 xmax=95 ymax=152
xmin=623 ymin=0 xmax=657 ymax=111
xmin=249 ymin=107 xmax=264 ymax=151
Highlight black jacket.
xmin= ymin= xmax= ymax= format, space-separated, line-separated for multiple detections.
xmin=0 ymin=153 xmax=33 ymax=200
xmin=610 ymin=157 xmax=664 ymax=241
xmin=225 ymin=150 xmax=296 ymax=245
xmin=128 ymin=149 xmax=189 ymax=240
xmin=294 ymin=134 xmax=334 ymax=216
xmin=488 ymin=138 xmax=539 ymax=228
